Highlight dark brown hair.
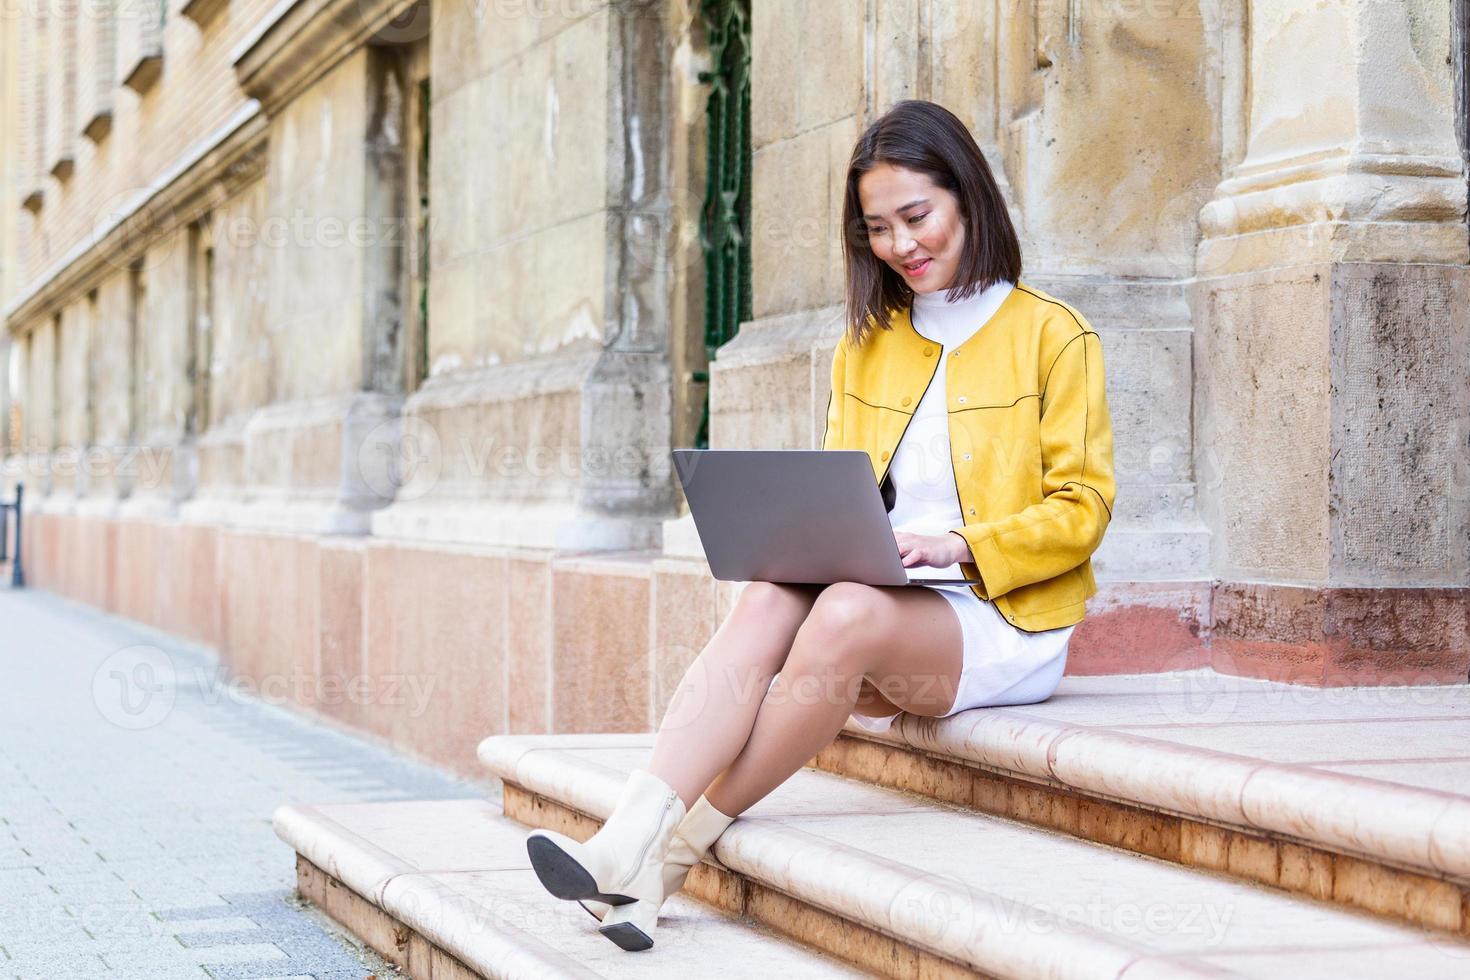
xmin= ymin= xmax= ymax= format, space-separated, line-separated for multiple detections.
xmin=841 ymin=100 xmax=1021 ymax=347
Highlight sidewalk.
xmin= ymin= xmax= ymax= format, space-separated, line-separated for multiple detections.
xmin=0 ymin=587 xmax=489 ymax=980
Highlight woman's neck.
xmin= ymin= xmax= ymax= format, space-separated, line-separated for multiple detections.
xmin=912 ymin=278 xmax=1008 ymax=310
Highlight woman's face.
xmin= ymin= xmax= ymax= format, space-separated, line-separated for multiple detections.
xmin=857 ymin=162 xmax=966 ymax=294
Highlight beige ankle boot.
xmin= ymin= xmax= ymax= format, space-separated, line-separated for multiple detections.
xmin=526 ymin=768 xmax=687 ymax=950
xmin=580 ymin=794 xmax=738 ymax=948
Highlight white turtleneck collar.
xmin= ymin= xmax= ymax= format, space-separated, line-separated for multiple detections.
xmin=910 ymin=278 xmax=1015 ymax=348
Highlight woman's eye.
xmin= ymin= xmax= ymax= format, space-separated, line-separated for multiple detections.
xmin=909 ymin=213 xmax=928 ymax=225
xmin=867 ymin=226 xmax=886 ymax=235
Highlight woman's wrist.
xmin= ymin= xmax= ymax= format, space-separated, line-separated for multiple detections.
xmin=947 ymin=530 xmax=975 ymax=565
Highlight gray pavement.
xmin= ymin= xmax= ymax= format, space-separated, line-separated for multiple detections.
xmin=0 ymin=586 xmax=493 ymax=980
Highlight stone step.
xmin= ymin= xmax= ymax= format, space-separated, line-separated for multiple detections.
xmin=480 ymin=733 xmax=1470 ymax=979
xmin=812 ymin=672 xmax=1470 ymax=941
xmin=272 ymin=798 xmax=873 ymax=979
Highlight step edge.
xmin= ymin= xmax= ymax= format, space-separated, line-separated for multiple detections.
xmin=491 ymin=754 xmax=1273 ymax=978
xmin=868 ymin=710 xmax=1470 ymax=879
xmin=381 ymin=871 xmax=607 ymax=980
xmin=284 ymin=802 xmax=882 ymax=979
xmin=273 ymin=803 xmax=404 ymax=905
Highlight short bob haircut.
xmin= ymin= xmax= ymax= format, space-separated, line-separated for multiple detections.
xmin=841 ymin=100 xmax=1021 ymax=348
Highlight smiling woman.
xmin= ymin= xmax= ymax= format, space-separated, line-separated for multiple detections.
xmin=525 ymin=99 xmax=1116 ymax=957
xmin=822 ymin=101 xmax=1113 ymax=739
xmin=841 ymin=100 xmax=1022 ymax=347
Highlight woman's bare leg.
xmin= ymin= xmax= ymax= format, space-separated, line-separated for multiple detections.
xmin=647 ymin=582 xmax=823 ymax=810
xmin=702 ymin=583 xmax=963 ymax=816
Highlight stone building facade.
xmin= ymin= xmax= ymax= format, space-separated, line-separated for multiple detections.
xmin=1 ymin=1 xmax=1466 ymax=777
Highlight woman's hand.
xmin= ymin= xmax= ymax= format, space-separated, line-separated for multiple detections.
xmin=895 ymin=531 xmax=974 ymax=569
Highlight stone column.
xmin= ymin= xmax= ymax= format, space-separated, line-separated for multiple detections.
xmin=1194 ymin=0 xmax=1470 ymax=682
xmin=118 ymin=227 xmax=198 ymax=519
xmin=0 ymin=333 xmax=14 ymax=495
xmin=181 ymin=48 xmax=410 ymax=535
xmin=371 ymin=0 xmax=679 ymax=551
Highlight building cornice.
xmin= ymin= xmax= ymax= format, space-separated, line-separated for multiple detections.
xmin=4 ymin=102 xmax=268 ymax=335
xmin=231 ymin=0 xmax=426 ymax=114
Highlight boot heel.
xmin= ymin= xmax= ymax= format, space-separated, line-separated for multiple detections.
xmin=523 ymin=769 xmax=689 ymax=919
xmin=599 ymin=899 xmax=658 ymax=951
xmin=525 ymin=833 xmax=634 ymax=905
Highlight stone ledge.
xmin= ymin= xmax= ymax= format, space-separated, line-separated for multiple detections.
xmin=802 ymin=673 xmax=1470 ymax=935
xmin=273 ymin=799 xmax=871 ymax=978
xmin=481 ymin=734 xmax=1470 ymax=977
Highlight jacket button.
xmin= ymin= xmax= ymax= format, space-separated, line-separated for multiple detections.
xmin=962 ymin=453 xmax=971 ymax=461
xmin=901 ymin=396 xmax=911 ymax=406
xmin=968 ymin=508 xmax=976 ymax=515
xmin=923 ymin=346 xmax=934 ymax=357
xmin=957 ymin=396 xmax=967 ymax=404
xmin=880 ymin=450 xmax=890 ymax=461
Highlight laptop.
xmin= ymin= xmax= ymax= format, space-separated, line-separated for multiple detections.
xmin=671 ymin=449 xmax=984 ymax=587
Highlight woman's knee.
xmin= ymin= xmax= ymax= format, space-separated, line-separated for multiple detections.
xmin=715 ymin=581 xmax=818 ymax=672
xmin=789 ymin=583 xmax=881 ymax=672
xmin=736 ymin=581 xmax=819 ymax=617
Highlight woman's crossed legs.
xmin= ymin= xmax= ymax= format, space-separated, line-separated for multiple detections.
xmin=647 ymin=581 xmax=964 ymax=817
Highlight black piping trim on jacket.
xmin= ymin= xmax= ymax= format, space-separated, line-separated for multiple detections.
xmin=1081 ymin=328 xmax=1091 ymax=496
xmin=1016 ymin=283 xmax=1088 ymax=336
xmin=842 ymin=391 xmax=917 ymax=416
xmin=822 ymin=387 xmax=833 ymax=447
xmin=876 ymin=351 xmax=942 ymax=489
xmin=951 ymin=391 xmax=1041 ymax=414
xmin=1060 ymin=480 xmax=1112 ymax=521
xmin=1039 ymin=331 xmax=1092 ymax=402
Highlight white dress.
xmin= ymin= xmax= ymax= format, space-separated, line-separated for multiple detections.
xmin=847 ymin=279 xmax=1075 ymax=733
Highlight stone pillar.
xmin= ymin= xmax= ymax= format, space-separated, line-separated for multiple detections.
xmin=371 ymin=0 xmax=680 ymax=551
xmin=48 ymin=297 xmax=91 ymax=504
xmin=78 ymin=269 xmax=135 ymax=515
xmin=0 ymin=333 xmax=12 ymax=497
xmin=181 ymin=47 xmax=409 ymax=535
xmin=118 ymin=227 xmax=198 ymax=519
xmin=1194 ymin=0 xmax=1470 ymax=682
xmin=25 ymin=318 xmax=55 ymax=497
xmin=0 ymin=334 xmax=10 ymax=461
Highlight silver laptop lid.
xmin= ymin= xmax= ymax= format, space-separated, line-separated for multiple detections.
xmin=671 ymin=449 xmax=981 ymax=587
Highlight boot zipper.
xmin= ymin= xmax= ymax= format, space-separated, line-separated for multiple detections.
xmin=619 ymin=788 xmax=678 ymax=889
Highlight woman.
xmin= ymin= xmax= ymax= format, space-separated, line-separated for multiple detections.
xmin=526 ymin=99 xmax=1116 ymax=952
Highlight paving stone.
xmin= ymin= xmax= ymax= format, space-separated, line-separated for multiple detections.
xmin=165 ymin=916 xmax=263 ymax=940
xmin=0 ymin=588 xmax=486 ymax=980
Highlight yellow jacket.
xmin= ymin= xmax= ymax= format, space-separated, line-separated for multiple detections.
xmin=823 ymin=282 xmax=1115 ymax=632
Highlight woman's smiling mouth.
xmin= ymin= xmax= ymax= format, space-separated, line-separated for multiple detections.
xmin=901 ymin=258 xmax=932 ymax=277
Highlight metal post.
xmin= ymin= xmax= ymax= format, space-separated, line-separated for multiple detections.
xmin=10 ymin=483 xmax=22 ymax=588
xmin=0 ymin=496 xmax=7 ymax=563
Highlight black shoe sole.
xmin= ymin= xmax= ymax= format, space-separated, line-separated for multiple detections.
xmin=599 ymin=920 xmax=653 ymax=952
xmin=526 ymin=835 xmax=634 ymax=906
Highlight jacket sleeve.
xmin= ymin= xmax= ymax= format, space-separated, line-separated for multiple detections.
xmin=821 ymin=334 xmax=846 ymax=451
xmin=951 ymin=325 xmax=1115 ymax=600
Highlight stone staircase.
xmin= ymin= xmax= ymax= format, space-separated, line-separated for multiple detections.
xmin=273 ymin=673 xmax=1470 ymax=977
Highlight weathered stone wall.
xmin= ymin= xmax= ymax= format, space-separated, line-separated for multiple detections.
xmin=370 ymin=0 xmax=692 ymax=551
xmin=0 ymin=0 xmax=1464 ymax=782
xmin=9 ymin=0 xmax=278 ymax=281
